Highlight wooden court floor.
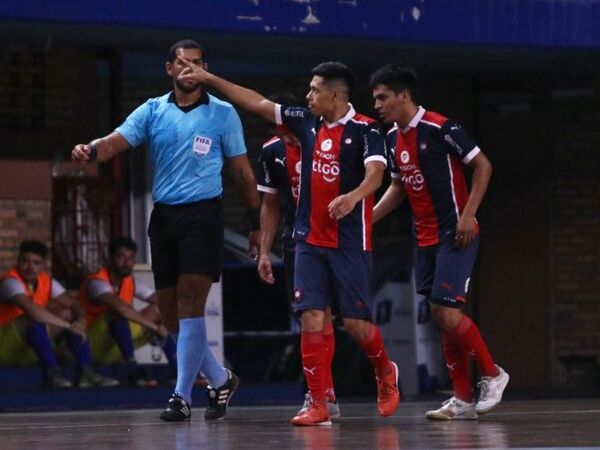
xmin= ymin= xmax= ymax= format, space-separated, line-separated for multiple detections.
xmin=1 ymin=398 xmax=599 ymax=449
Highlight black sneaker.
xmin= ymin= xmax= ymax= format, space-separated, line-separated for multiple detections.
xmin=204 ymin=369 xmax=239 ymax=420
xmin=160 ymin=393 xmax=191 ymax=422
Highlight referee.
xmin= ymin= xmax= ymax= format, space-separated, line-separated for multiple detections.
xmin=71 ymin=39 xmax=261 ymax=422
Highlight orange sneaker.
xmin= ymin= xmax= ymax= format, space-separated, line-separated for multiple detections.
xmin=291 ymin=396 xmax=331 ymax=426
xmin=376 ymin=361 xmax=400 ymax=417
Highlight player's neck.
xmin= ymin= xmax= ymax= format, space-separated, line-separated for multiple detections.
xmin=174 ymin=87 xmax=204 ymax=107
xmin=323 ymin=102 xmax=350 ymax=124
xmin=396 ymin=103 xmax=419 ymax=129
xmin=107 ymin=266 xmax=124 ymax=286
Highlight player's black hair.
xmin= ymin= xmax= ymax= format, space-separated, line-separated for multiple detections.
xmin=108 ymin=236 xmax=137 ymax=256
xmin=311 ymin=61 xmax=355 ymax=98
xmin=267 ymin=92 xmax=300 ymax=107
xmin=369 ymin=64 xmax=418 ymax=99
xmin=168 ymin=39 xmax=205 ymax=62
xmin=19 ymin=240 xmax=48 ymax=258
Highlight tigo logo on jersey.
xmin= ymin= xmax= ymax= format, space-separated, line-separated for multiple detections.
xmin=402 ymin=169 xmax=425 ymax=191
xmin=313 ymin=159 xmax=340 ymax=183
xmin=400 ymin=150 xmax=410 ymax=164
xmin=320 ymin=139 xmax=333 ymax=151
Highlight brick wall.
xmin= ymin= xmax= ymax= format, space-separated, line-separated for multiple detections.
xmin=0 ymin=160 xmax=54 ymax=272
xmin=0 ymin=199 xmax=51 ymax=272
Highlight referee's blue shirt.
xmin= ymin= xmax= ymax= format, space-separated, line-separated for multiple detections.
xmin=116 ymin=91 xmax=247 ymax=205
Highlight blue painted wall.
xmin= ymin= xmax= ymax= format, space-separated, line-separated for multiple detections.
xmin=1 ymin=0 xmax=599 ymax=49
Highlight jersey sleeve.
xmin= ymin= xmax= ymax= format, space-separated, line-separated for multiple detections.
xmin=50 ymin=279 xmax=66 ymax=299
xmin=0 ymin=278 xmax=25 ymax=301
xmin=274 ymin=105 xmax=313 ymax=140
xmin=221 ymin=107 xmax=247 ymax=158
xmin=88 ymin=279 xmax=113 ymax=300
xmin=363 ymin=122 xmax=387 ymax=167
xmin=133 ymin=277 xmax=155 ymax=301
xmin=115 ymin=100 xmax=152 ymax=148
xmin=257 ymin=142 xmax=278 ymax=194
xmin=441 ymin=120 xmax=480 ymax=163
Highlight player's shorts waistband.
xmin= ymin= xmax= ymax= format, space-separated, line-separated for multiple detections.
xmin=154 ymin=195 xmax=222 ymax=209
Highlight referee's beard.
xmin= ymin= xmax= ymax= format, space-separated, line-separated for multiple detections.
xmin=175 ymin=79 xmax=202 ymax=93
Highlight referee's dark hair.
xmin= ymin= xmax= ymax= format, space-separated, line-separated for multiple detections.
xmin=108 ymin=236 xmax=137 ymax=256
xmin=19 ymin=240 xmax=48 ymax=258
xmin=168 ymin=39 xmax=206 ymax=62
xmin=369 ymin=64 xmax=418 ymax=99
xmin=311 ymin=61 xmax=355 ymax=99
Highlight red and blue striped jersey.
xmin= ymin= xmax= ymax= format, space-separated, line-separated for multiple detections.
xmin=256 ymin=136 xmax=301 ymax=241
xmin=275 ymin=104 xmax=387 ymax=250
xmin=387 ymin=107 xmax=481 ymax=247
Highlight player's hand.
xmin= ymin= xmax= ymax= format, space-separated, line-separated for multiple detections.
xmin=328 ymin=193 xmax=358 ymax=221
xmin=155 ymin=324 xmax=169 ymax=338
xmin=68 ymin=321 xmax=87 ymax=340
xmin=257 ymin=253 xmax=275 ymax=284
xmin=178 ymin=57 xmax=210 ymax=83
xmin=248 ymin=230 xmax=261 ymax=259
xmin=455 ymin=213 xmax=477 ymax=248
xmin=71 ymin=144 xmax=94 ymax=163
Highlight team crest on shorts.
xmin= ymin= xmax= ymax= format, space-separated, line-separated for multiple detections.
xmin=293 ymin=288 xmax=302 ymax=303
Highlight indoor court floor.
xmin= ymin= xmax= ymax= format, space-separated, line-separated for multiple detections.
xmin=1 ymin=398 xmax=599 ymax=449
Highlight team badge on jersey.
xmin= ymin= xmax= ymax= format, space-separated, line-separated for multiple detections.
xmin=193 ymin=135 xmax=212 ymax=157
xmin=400 ymin=150 xmax=410 ymax=164
xmin=320 ymin=139 xmax=333 ymax=151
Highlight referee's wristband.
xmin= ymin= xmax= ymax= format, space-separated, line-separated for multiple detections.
xmin=87 ymin=141 xmax=98 ymax=162
xmin=246 ymin=208 xmax=260 ymax=231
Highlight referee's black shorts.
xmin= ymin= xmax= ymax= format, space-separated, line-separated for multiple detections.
xmin=148 ymin=197 xmax=223 ymax=289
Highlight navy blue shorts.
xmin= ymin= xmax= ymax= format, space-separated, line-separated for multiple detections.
xmin=415 ymin=235 xmax=479 ymax=308
xmin=293 ymin=241 xmax=372 ymax=320
xmin=148 ymin=197 xmax=223 ymax=289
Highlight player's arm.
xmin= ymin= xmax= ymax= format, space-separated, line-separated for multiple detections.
xmin=94 ymin=293 xmax=162 ymax=334
xmin=373 ymin=178 xmax=407 ymax=224
xmin=133 ymin=278 xmax=157 ymax=305
xmin=228 ymin=154 xmax=262 ymax=255
xmin=257 ymin=192 xmax=281 ymax=284
xmin=52 ymin=292 xmax=86 ymax=322
xmin=140 ymin=292 xmax=157 ymax=304
xmin=177 ymin=59 xmax=275 ymax=122
xmin=328 ymin=160 xmax=386 ymax=220
xmin=456 ymin=151 xmax=492 ymax=248
xmin=71 ymin=131 xmax=131 ymax=164
xmin=7 ymin=294 xmax=85 ymax=338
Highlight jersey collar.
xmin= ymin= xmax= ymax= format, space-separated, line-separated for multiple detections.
xmin=168 ymin=90 xmax=210 ymax=112
xmin=323 ymin=103 xmax=355 ymax=128
xmin=400 ymin=105 xmax=426 ymax=133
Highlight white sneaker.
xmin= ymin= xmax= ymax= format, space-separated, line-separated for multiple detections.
xmin=299 ymin=393 xmax=341 ymax=420
xmin=476 ymin=365 xmax=510 ymax=414
xmin=425 ymin=397 xmax=478 ymax=420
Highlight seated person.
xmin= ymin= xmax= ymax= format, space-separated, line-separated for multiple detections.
xmin=79 ymin=236 xmax=176 ymax=387
xmin=0 ymin=240 xmax=118 ymax=388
